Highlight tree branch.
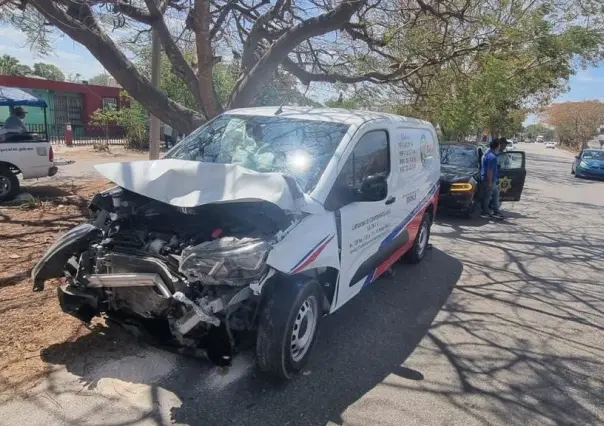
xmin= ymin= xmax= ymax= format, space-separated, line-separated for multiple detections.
xmin=193 ymin=0 xmax=223 ymax=117
xmin=143 ymin=0 xmax=203 ymax=110
xmin=31 ymin=0 xmax=203 ymax=133
xmin=229 ymin=0 xmax=367 ymax=108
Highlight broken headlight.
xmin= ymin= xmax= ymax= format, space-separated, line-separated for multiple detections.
xmin=179 ymin=237 xmax=270 ymax=286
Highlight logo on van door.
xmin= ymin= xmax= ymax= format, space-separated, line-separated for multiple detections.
xmin=420 ymin=134 xmax=434 ymax=167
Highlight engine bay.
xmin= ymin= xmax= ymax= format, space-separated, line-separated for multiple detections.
xmin=35 ymin=186 xmax=298 ymax=365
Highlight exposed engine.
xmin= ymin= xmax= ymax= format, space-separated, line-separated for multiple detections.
xmin=34 ymin=186 xmax=296 ymax=365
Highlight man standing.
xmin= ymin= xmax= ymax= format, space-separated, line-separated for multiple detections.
xmin=3 ymin=106 xmax=28 ymax=132
xmin=481 ymin=139 xmax=504 ymax=219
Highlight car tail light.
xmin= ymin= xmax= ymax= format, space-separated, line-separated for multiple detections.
xmin=49 ymin=145 xmax=54 ymax=163
xmin=450 ymin=182 xmax=473 ymax=192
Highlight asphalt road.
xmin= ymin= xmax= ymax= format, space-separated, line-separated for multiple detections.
xmin=2 ymin=143 xmax=603 ymax=426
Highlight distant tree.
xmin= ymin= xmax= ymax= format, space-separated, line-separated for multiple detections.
xmin=67 ymin=72 xmax=82 ymax=83
xmin=524 ymin=124 xmax=556 ymax=141
xmin=545 ymin=101 xmax=604 ymax=149
xmin=0 ymin=54 xmax=32 ymax=76
xmin=88 ymin=73 xmax=111 ymax=86
xmin=32 ymin=62 xmax=65 ymax=81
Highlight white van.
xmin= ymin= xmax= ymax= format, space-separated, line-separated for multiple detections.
xmin=32 ymin=107 xmax=440 ymax=379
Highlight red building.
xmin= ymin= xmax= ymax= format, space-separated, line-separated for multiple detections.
xmin=0 ymin=75 xmax=121 ymax=126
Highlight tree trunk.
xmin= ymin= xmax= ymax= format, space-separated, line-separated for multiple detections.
xmin=31 ymin=1 xmax=204 ymax=134
xmin=194 ymin=0 xmax=222 ymax=118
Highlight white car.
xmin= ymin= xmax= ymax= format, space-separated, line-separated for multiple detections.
xmin=0 ymin=129 xmax=57 ymax=201
xmin=545 ymin=141 xmax=556 ymax=149
xmin=32 ymin=107 xmax=441 ymax=379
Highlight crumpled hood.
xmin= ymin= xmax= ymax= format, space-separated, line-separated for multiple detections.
xmin=440 ymin=164 xmax=477 ymax=182
xmin=94 ymin=159 xmax=322 ymax=213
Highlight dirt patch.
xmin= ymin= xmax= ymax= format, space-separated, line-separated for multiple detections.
xmin=0 ymin=179 xmax=112 ymax=394
xmin=53 ymin=144 xmax=152 ymax=162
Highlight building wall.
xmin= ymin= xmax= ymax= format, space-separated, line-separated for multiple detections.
xmin=0 ymin=75 xmax=121 ymax=126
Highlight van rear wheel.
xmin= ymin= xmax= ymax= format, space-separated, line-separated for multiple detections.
xmin=405 ymin=212 xmax=431 ymax=264
xmin=0 ymin=168 xmax=19 ymax=202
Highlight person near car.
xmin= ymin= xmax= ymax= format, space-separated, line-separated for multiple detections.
xmin=3 ymin=106 xmax=28 ymax=132
xmin=481 ymin=138 xmax=504 ymax=219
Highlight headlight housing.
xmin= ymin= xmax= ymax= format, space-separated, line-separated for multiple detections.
xmin=579 ymin=161 xmax=588 ymax=168
xmin=450 ymin=182 xmax=474 ymax=192
xmin=179 ymin=237 xmax=270 ymax=286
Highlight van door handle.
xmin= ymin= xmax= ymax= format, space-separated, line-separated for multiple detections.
xmin=385 ymin=196 xmax=396 ymax=205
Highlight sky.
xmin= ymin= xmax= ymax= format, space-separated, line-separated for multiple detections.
xmin=0 ymin=25 xmax=105 ymax=79
xmin=2 ymin=20 xmax=604 ymax=122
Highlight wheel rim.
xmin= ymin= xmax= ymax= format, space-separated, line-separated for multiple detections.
xmin=417 ymin=221 xmax=428 ymax=257
xmin=0 ymin=175 xmax=11 ymax=197
xmin=290 ymin=295 xmax=318 ymax=362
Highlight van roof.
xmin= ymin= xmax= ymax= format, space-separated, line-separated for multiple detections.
xmin=225 ymin=106 xmax=433 ymax=127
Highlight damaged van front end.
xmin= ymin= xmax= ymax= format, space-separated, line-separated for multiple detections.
xmin=31 ymin=160 xmax=312 ymax=363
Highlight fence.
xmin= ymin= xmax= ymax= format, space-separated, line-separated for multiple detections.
xmin=25 ymin=123 xmax=127 ymax=146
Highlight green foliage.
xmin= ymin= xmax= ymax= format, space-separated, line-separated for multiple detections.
xmin=88 ymin=73 xmax=112 ymax=86
xmin=0 ymin=55 xmax=32 ymax=76
xmin=32 ymin=62 xmax=65 ymax=81
xmin=524 ymin=124 xmax=556 ymax=141
xmin=89 ymin=91 xmax=149 ymax=149
xmin=89 ymin=105 xmax=122 ymax=126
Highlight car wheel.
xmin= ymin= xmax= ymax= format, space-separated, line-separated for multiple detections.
xmin=0 ymin=167 xmax=20 ymax=202
xmin=405 ymin=212 xmax=432 ymax=264
xmin=463 ymin=196 xmax=478 ymax=219
xmin=256 ymin=278 xmax=322 ymax=380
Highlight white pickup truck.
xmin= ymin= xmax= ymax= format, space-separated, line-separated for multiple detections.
xmin=0 ymin=130 xmax=57 ymax=201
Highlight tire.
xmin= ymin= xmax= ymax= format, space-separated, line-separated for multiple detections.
xmin=405 ymin=212 xmax=432 ymax=264
xmin=462 ymin=196 xmax=478 ymax=219
xmin=256 ymin=278 xmax=323 ymax=380
xmin=0 ymin=167 xmax=20 ymax=202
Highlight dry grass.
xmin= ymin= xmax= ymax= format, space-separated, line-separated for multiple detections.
xmin=0 ymin=179 xmax=111 ymax=394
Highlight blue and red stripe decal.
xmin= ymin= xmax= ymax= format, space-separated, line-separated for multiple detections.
xmin=290 ymin=234 xmax=335 ymax=274
xmin=362 ymin=183 xmax=439 ymax=288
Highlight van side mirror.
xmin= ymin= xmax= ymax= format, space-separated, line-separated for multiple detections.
xmin=575 ymin=155 xmax=581 ymax=159
xmin=360 ymin=174 xmax=387 ymax=202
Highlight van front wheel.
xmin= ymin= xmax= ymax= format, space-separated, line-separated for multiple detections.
xmin=0 ymin=168 xmax=19 ymax=202
xmin=256 ymin=278 xmax=322 ymax=380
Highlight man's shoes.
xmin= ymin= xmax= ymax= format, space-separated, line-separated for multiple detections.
xmin=480 ymin=212 xmax=491 ymax=219
xmin=491 ymin=212 xmax=505 ymax=220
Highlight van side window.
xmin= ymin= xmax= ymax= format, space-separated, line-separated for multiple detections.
xmin=325 ymin=130 xmax=390 ymax=211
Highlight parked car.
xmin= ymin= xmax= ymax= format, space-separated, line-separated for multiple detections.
xmin=545 ymin=141 xmax=556 ymax=149
xmin=438 ymin=142 xmax=527 ymax=217
xmin=32 ymin=107 xmax=441 ymax=379
xmin=0 ymin=87 xmax=57 ymax=201
xmin=572 ymin=149 xmax=604 ymax=179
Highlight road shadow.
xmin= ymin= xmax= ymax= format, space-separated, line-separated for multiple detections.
xmin=26 ymin=185 xmax=72 ymax=199
xmin=423 ymin=195 xmax=604 ymax=425
xmin=38 ymin=248 xmax=462 ymax=426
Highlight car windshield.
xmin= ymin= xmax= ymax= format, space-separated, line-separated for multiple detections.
xmin=440 ymin=144 xmax=478 ymax=168
xmin=165 ymin=114 xmax=350 ymax=192
xmin=582 ymin=150 xmax=604 ymax=160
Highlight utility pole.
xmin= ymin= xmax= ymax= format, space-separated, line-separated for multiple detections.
xmin=149 ymin=28 xmax=161 ymax=160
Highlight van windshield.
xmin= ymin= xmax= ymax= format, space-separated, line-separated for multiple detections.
xmin=166 ymin=114 xmax=350 ymax=192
